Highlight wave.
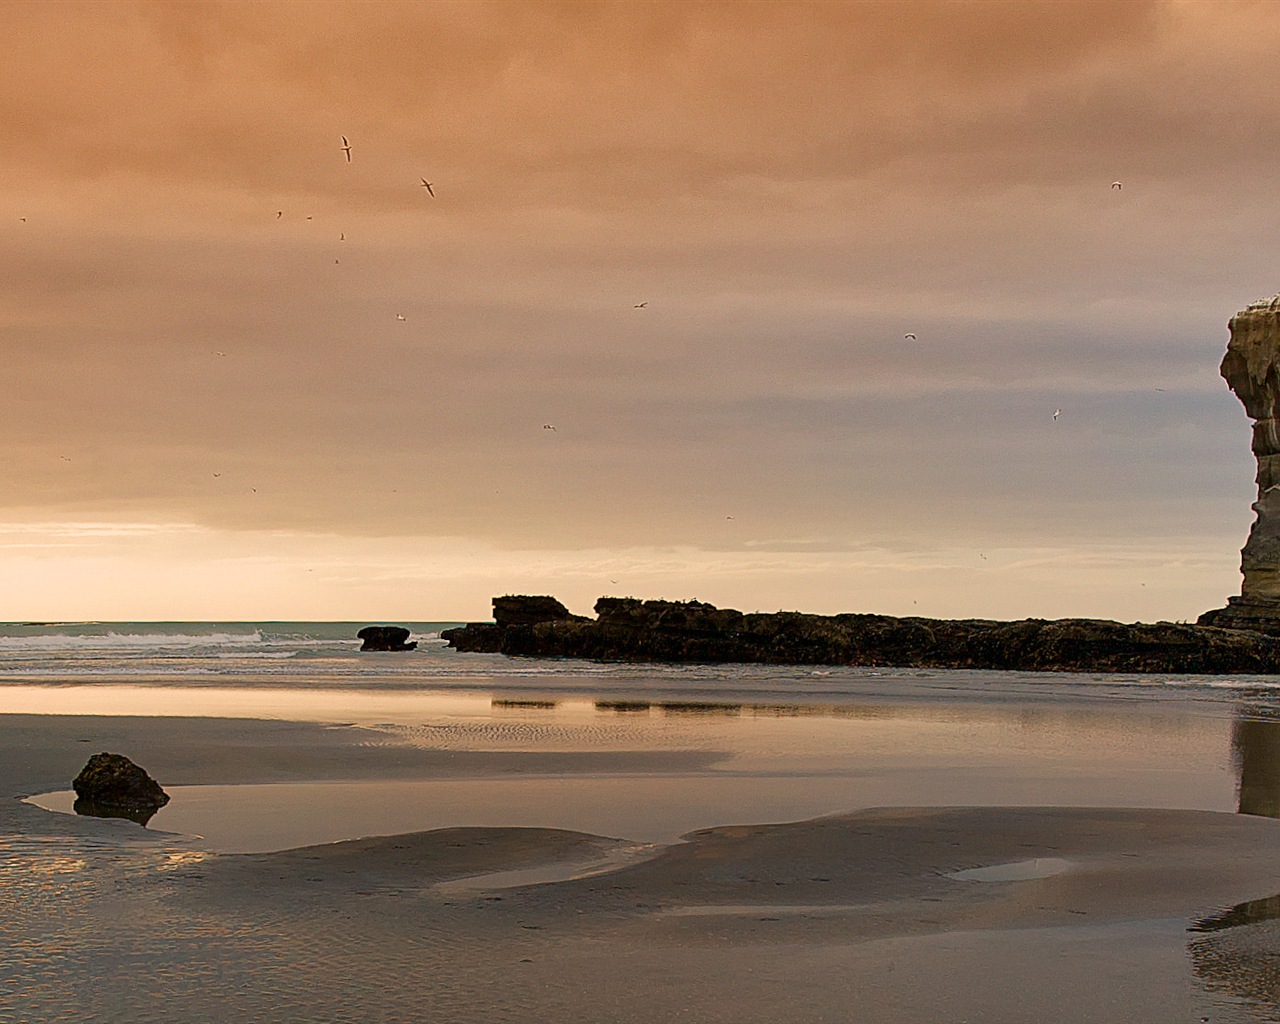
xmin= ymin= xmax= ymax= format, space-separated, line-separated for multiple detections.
xmin=0 ymin=631 xmax=273 ymax=652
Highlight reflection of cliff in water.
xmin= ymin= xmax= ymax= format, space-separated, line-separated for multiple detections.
xmin=1233 ymin=715 xmax=1280 ymax=818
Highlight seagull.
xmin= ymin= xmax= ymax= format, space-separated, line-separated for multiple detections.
xmin=341 ymin=136 xmax=352 ymax=162
xmin=213 ymin=350 xmax=226 ymax=356
xmin=543 ymin=424 xmax=556 ymax=431
xmin=1111 ymin=181 xmax=1123 ymax=190
xmin=420 ymin=179 xmax=435 ymax=197
xmin=340 ymin=232 xmax=345 ymax=241
xmin=634 ymin=302 xmax=647 ymax=308
xmin=396 ymin=314 xmax=406 ymax=321
xmin=1052 ymin=408 xmax=1061 ymax=421
xmin=726 ymin=515 xmax=734 ymax=520
xmin=904 ymin=333 xmax=916 ymax=340
xmin=276 ymin=211 xmax=283 ymax=219
xmin=212 ymin=472 xmax=222 ymax=478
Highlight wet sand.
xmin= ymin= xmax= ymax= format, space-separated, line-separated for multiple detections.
xmin=5 ymin=712 xmax=1280 ymax=1022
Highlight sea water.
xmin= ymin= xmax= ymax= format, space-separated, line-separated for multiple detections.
xmin=7 ymin=621 xmax=1280 ymax=851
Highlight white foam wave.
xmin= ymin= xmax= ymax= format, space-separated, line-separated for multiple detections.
xmin=0 ymin=631 xmax=267 ymax=652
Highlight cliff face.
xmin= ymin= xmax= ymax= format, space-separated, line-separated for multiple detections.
xmin=1201 ymin=296 xmax=1280 ymax=633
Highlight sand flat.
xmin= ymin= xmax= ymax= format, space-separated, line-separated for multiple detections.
xmin=5 ymin=711 xmax=1280 ymax=1022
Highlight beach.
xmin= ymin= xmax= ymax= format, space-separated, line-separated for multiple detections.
xmin=3 ymin=626 xmax=1280 ymax=1022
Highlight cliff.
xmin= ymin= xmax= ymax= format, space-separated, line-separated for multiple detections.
xmin=1201 ymin=295 xmax=1280 ymax=633
xmin=443 ymin=595 xmax=1280 ymax=674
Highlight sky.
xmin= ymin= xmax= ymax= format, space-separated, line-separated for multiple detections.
xmin=4 ymin=0 xmax=1280 ymax=622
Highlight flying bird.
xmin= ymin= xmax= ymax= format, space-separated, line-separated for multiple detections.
xmin=212 ymin=350 xmax=226 ymax=356
xmin=1111 ymin=181 xmax=1123 ymax=190
xmin=904 ymin=333 xmax=916 ymax=340
xmin=634 ymin=302 xmax=648 ymax=308
xmin=340 ymin=232 xmax=345 ymax=241
xmin=1052 ymin=408 xmax=1061 ymax=421
xmin=212 ymin=472 xmax=222 ymax=478
xmin=341 ymin=136 xmax=352 ymax=162
xmin=420 ymin=179 xmax=435 ymax=197
xmin=396 ymin=314 xmax=406 ymax=321
xmin=543 ymin=424 xmax=556 ymax=431
xmin=276 ymin=211 xmax=283 ymax=219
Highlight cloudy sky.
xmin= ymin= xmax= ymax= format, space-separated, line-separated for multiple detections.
xmin=3 ymin=0 xmax=1279 ymax=621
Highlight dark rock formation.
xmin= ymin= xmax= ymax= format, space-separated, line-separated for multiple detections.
xmin=1201 ymin=295 xmax=1280 ymax=634
xmin=72 ymin=752 xmax=169 ymax=824
xmin=441 ymin=595 xmax=1280 ymax=674
xmin=356 ymin=625 xmax=418 ymax=651
xmin=492 ymin=595 xmax=578 ymax=628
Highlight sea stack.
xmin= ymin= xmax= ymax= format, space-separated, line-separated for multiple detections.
xmin=1201 ymin=295 xmax=1280 ymax=634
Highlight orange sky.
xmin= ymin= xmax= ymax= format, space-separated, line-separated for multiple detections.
xmin=3 ymin=0 xmax=1278 ymax=620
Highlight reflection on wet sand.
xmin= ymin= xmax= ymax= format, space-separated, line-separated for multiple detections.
xmin=1233 ymin=713 xmax=1280 ymax=818
xmin=72 ymin=798 xmax=160 ymax=827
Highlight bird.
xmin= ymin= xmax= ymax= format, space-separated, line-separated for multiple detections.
xmin=1052 ymin=408 xmax=1061 ymax=421
xmin=59 ymin=455 xmax=71 ymax=462
xmin=725 ymin=515 xmax=734 ymax=520
xmin=213 ymin=350 xmax=226 ymax=357
xmin=1111 ymin=181 xmax=1123 ymax=190
xmin=904 ymin=333 xmax=916 ymax=340
xmin=19 ymin=217 xmax=25 ymax=222
xmin=306 ymin=216 xmax=313 ymax=220
xmin=396 ymin=314 xmax=406 ymax=321
xmin=609 ymin=579 xmax=619 ymax=584
xmin=341 ymin=136 xmax=352 ymax=162
xmin=340 ymin=232 xmax=345 ymax=241
xmin=543 ymin=424 xmax=556 ymax=431
xmin=276 ymin=211 xmax=283 ymax=219
xmin=212 ymin=472 xmax=222 ymax=478
xmin=420 ymin=179 xmax=435 ymax=197
xmin=334 ymin=259 xmax=340 ymax=264
xmin=634 ymin=302 xmax=648 ymax=308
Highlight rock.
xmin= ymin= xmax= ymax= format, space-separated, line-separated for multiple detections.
xmin=356 ymin=625 xmax=418 ymax=651
xmin=1201 ymin=295 xmax=1280 ymax=633
xmin=492 ymin=595 xmax=575 ymax=628
xmin=442 ymin=596 xmax=588 ymax=652
xmin=72 ymin=752 xmax=169 ymax=824
xmin=442 ymin=595 xmax=1280 ymax=673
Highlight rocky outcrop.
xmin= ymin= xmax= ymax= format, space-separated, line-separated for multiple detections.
xmin=1201 ymin=295 xmax=1280 ymax=634
xmin=356 ymin=625 xmax=417 ymax=651
xmin=442 ymin=595 xmax=1280 ymax=673
xmin=72 ymin=752 xmax=169 ymax=824
xmin=493 ymin=595 xmax=579 ymax=628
